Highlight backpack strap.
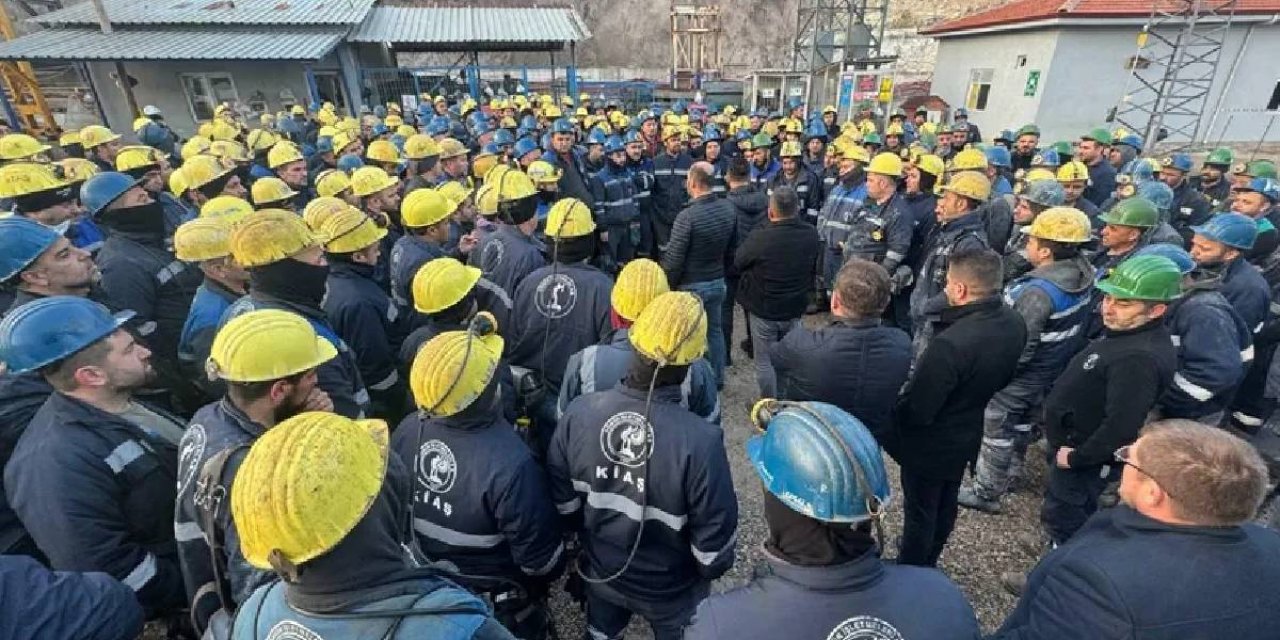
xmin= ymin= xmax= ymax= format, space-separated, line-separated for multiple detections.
xmin=199 ymin=444 xmax=252 ymax=618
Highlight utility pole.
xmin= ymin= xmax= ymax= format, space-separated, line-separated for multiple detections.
xmin=88 ymin=0 xmax=139 ymax=117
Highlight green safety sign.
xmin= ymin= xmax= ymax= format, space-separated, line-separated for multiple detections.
xmin=1025 ymin=70 xmax=1041 ymax=97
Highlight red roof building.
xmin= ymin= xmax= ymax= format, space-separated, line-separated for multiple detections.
xmin=923 ymin=0 xmax=1280 ymax=36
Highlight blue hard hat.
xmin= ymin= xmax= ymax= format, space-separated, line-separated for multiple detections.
xmin=734 ymin=129 xmax=752 ymax=142
xmin=752 ymin=107 xmax=769 ymax=118
xmin=1121 ymin=159 xmax=1156 ymax=183
xmin=0 ymin=217 xmax=60 ymax=282
xmin=955 ymin=107 xmax=969 ymax=118
xmin=1135 ymin=243 xmax=1195 ymax=274
xmin=702 ymin=124 xmax=723 ymax=143
xmin=520 ymin=115 xmax=538 ymax=131
xmin=672 ymin=100 xmax=687 ymax=115
xmin=651 ymin=105 xmax=666 ymax=119
xmin=1136 ymin=180 xmax=1174 ymax=212
xmin=389 ymin=134 xmax=407 ymax=153
xmin=371 ymin=123 xmax=389 ymax=137
xmin=628 ymin=116 xmax=645 ymax=132
xmin=0 ymin=296 xmax=135 ymax=374
xmin=604 ymin=135 xmax=626 ymax=155
xmin=427 ymin=116 xmax=451 ymax=136
xmin=540 ymin=132 xmax=553 ymax=152
xmin=1021 ymin=179 xmax=1066 ymax=207
xmin=300 ymin=143 xmax=317 ymax=158
xmin=1162 ymin=153 xmax=1194 ymax=174
xmin=746 ymin=401 xmax=890 ymax=523
xmin=1238 ymin=177 xmax=1280 ymax=202
xmin=481 ymin=142 xmax=501 ymax=157
xmin=1191 ymin=212 xmax=1259 ymax=250
xmin=1116 ymin=134 xmax=1144 ymax=149
xmin=336 ymin=155 xmax=365 ymax=173
xmin=623 ymin=130 xmax=643 ymax=145
xmin=315 ymin=137 xmax=334 ymax=154
xmin=373 ymin=106 xmax=387 ymax=118
xmin=468 ymin=119 xmax=489 ymax=136
xmin=586 ymin=129 xmax=608 ymax=146
xmin=550 ymin=118 xmax=575 ymax=134
xmin=513 ymin=136 xmax=540 ymax=159
xmin=804 ymin=121 xmax=828 ymax=141
xmin=449 ymin=121 xmax=468 ymax=140
xmin=80 ymin=172 xmax=140 ymax=218
xmin=467 ymin=111 xmax=488 ymax=128
xmin=786 ymin=96 xmax=803 ymax=110
xmin=1031 ymin=148 xmax=1061 ymax=167
xmin=995 ymin=129 xmax=1014 ymax=143
xmin=985 ymin=146 xmax=1012 ymax=168
xmin=493 ymin=129 xmax=516 ymax=148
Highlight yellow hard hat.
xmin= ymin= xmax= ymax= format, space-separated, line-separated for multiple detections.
xmin=290 ymin=105 xmax=306 ymax=116
xmin=885 ymin=123 xmax=905 ymax=137
xmin=315 ymin=168 xmax=352 ymax=199
xmin=471 ymin=153 xmax=499 ymax=182
xmin=438 ymin=138 xmax=468 ymax=160
xmin=384 ymin=114 xmax=404 ymax=128
xmin=79 ymin=125 xmax=120 ymax=149
xmin=474 ymin=183 xmax=499 ymax=216
xmin=197 ymin=121 xmax=216 ymax=139
xmin=0 ymin=133 xmax=50 ymax=161
xmin=181 ymin=136 xmax=212 ymax=161
xmin=259 ymin=113 xmax=275 ymax=127
xmin=58 ymin=130 xmax=81 ymax=148
xmin=410 ymin=314 xmax=504 ymax=416
xmin=396 ymin=124 xmax=416 ymax=138
xmin=200 ymin=195 xmax=253 ymax=223
xmin=114 ymin=145 xmax=161 ymax=172
xmin=612 ymin=258 xmax=670 ymax=322
xmin=1025 ymin=206 xmax=1092 ymax=243
xmin=0 ymin=162 xmax=69 ymax=198
xmin=365 ymin=139 xmax=402 ymax=164
xmin=330 ymin=131 xmax=359 ymax=156
xmin=661 ymin=125 xmax=683 ymax=141
xmin=251 ymin=177 xmax=298 ymax=207
xmin=209 ymin=140 xmax=251 ymax=163
xmin=230 ymin=209 xmax=317 ymax=268
xmin=231 ymin=411 xmax=389 ymax=570
xmin=629 ymin=291 xmax=707 ymax=366
xmin=545 ymin=198 xmax=596 ymax=238
xmin=950 ymin=148 xmax=988 ymax=171
xmin=401 ymin=188 xmax=457 ymax=228
xmin=174 ymin=216 xmax=235 ymax=262
xmin=302 ymin=197 xmax=350 ymax=233
xmin=526 ymin=160 xmax=562 ymax=185
xmin=131 ymin=117 xmax=150 ymax=134
xmin=941 ymin=170 xmax=992 ymax=202
xmin=315 ymin=110 xmax=338 ymax=127
xmin=779 ymin=140 xmax=802 ymax=158
xmin=542 ymin=105 xmax=563 ymax=119
xmin=1057 ymin=160 xmax=1089 ymax=183
xmin=867 ymin=152 xmax=903 ymax=177
xmin=437 ymin=180 xmax=473 ymax=206
xmin=208 ymin=310 xmax=338 ymax=382
xmin=915 ymin=154 xmax=945 ymax=177
xmin=266 ymin=141 xmax=304 ymax=169
xmin=320 ymin=208 xmax=387 ymax=254
xmin=404 ymin=134 xmax=440 ymax=160
xmin=349 ymin=166 xmax=399 ymax=198
xmin=1024 ymin=168 xmax=1057 ymax=183
xmin=209 ymin=120 xmax=240 ymax=142
xmin=484 ymin=164 xmax=514 ymax=189
xmin=181 ymin=155 xmax=234 ymax=191
xmin=841 ymin=145 xmax=871 ymax=164
xmin=412 ymin=257 xmax=481 ymax=314
xmin=169 ymin=166 xmax=189 ymax=197
xmin=55 ymin=158 xmax=98 ymax=184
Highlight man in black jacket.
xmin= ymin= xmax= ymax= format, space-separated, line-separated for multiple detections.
xmin=724 ymin=158 xmax=768 ymax=364
xmin=771 ymin=259 xmax=912 ymax=441
xmin=735 ymin=187 xmax=821 ymax=398
xmin=1033 ymin=254 xmax=1178 ymax=552
xmin=889 ymin=249 xmax=1026 ymax=567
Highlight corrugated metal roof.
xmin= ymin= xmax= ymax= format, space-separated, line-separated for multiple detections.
xmin=0 ymin=27 xmax=346 ymax=60
xmin=347 ymin=6 xmax=590 ymax=44
xmin=33 ymin=0 xmax=374 ymax=27
xmin=922 ymin=0 xmax=1280 ymax=35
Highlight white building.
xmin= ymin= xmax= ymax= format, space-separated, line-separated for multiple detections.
xmin=921 ymin=0 xmax=1280 ymax=145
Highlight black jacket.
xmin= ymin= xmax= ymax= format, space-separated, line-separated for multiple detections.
xmin=661 ymin=193 xmax=738 ymax=286
xmin=734 ymin=217 xmax=821 ymax=320
xmin=1043 ymin=319 xmax=1177 ymax=468
xmin=0 ymin=372 xmax=52 ymax=556
xmin=889 ymin=298 xmax=1026 ymax=481
xmin=770 ymin=318 xmax=912 ymax=442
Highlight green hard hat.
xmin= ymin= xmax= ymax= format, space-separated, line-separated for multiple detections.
xmin=1096 ymin=254 xmax=1182 ymax=302
xmin=1098 ymin=197 xmax=1159 ymax=228
xmin=1236 ymin=159 xmax=1278 ymax=180
xmin=1016 ymin=124 xmax=1041 ymax=138
xmin=863 ymin=132 xmax=882 ymax=145
xmin=1204 ymin=147 xmax=1235 ymax=167
xmin=1051 ymin=141 xmax=1073 ymax=157
xmin=750 ymin=133 xmax=774 ymax=149
xmin=1081 ymin=127 xmax=1113 ymax=145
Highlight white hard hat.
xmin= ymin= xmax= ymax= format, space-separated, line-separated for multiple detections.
xmin=142 ymin=105 xmax=162 ymax=116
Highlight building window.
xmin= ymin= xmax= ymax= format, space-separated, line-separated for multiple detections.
xmin=181 ymin=73 xmax=239 ymax=122
xmin=966 ymin=68 xmax=993 ymax=111
xmin=1268 ymin=81 xmax=1280 ymax=112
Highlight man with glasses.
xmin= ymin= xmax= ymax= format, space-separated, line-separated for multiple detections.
xmin=992 ymin=420 xmax=1280 ymax=639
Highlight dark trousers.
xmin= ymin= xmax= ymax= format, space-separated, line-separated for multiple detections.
xmin=897 ymin=469 xmax=960 ymax=567
xmin=585 ymin=580 xmax=709 ymax=640
xmin=1040 ymin=457 xmax=1117 ymax=545
xmin=722 ymin=278 xmax=739 ymax=365
xmin=1230 ymin=341 xmax=1278 ymax=434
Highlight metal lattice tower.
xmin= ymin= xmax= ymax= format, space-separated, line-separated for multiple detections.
xmin=790 ymin=0 xmax=888 ymax=73
xmin=671 ymin=2 xmax=722 ymax=91
xmin=1113 ymin=0 xmax=1238 ymax=153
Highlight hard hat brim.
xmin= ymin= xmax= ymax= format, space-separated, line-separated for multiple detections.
xmin=10 ymin=309 xmax=134 ymax=374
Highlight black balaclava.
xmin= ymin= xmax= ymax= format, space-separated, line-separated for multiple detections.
xmin=763 ymin=489 xmax=876 ymax=566
xmin=623 ymin=355 xmax=688 ymax=391
xmin=98 ymin=201 xmax=166 ymax=237
xmin=251 ymin=258 xmax=329 ymax=309
xmin=199 ymin=172 xmax=235 ymax=201
xmin=499 ymin=194 xmax=537 ymax=226
xmin=553 ymin=234 xmax=595 ymax=264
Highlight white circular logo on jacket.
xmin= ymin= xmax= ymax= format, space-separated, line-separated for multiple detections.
xmin=826 ymin=616 xmax=905 ymax=640
xmin=176 ymin=424 xmax=207 ymax=497
xmin=535 ymin=273 xmax=578 ymax=319
xmin=416 ymin=440 xmax=458 ymax=494
xmin=600 ymin=411 xmax=654 ymax=467
xmin=481 ymin=238 xmax=505 ymax=273
xmin=266 ymin=621 xmax=322 ymax=640
xmin=1083 ymin=353 xmax=1100 ymax=370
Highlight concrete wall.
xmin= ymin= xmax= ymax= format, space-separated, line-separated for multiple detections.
xmin=930 ymin=28 xmax=1059 ymax=138
xmin=87 ymin=50 xmax=349 ymax=138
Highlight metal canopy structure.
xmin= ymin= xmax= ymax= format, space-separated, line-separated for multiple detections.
xmin=0 ymin=27 xmax=347 ymax=60
xmin=1112 ymin=0 xmax=1240 ymax=152
xmin=348 ymin=6 xmax=590 ymax=53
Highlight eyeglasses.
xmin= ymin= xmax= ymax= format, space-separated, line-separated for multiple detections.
xmin=1114 ymin=445 xmax=1174 ymax=499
